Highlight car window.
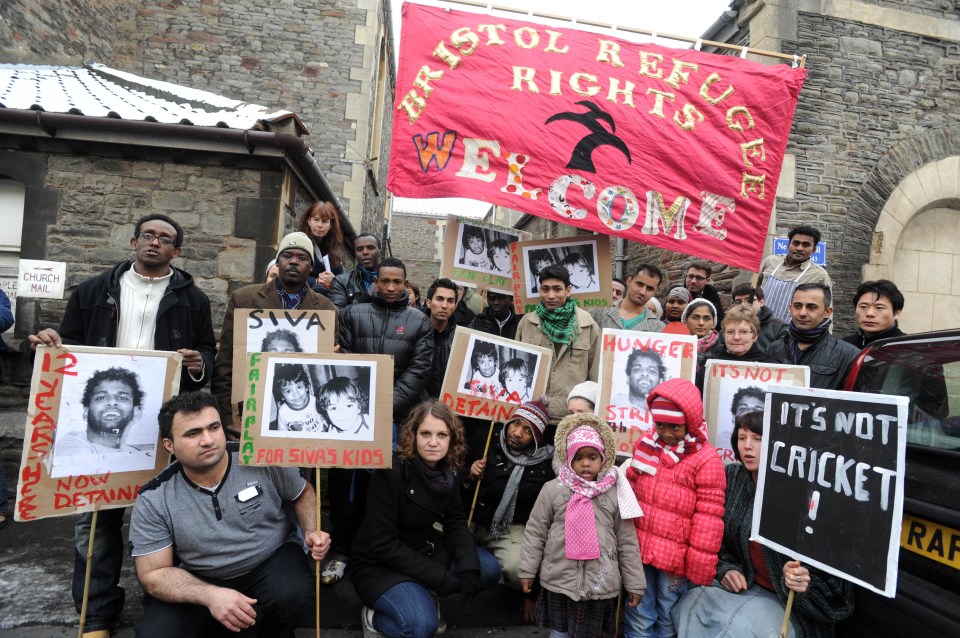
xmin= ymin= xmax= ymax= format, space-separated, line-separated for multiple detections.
xmin=853 ymin=339 xmax=960 ymax=451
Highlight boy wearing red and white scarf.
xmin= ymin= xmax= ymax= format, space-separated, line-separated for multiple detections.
xmin=625 ymin=378 xmax=726 ymax=638
xmin=518 ymin=413 xmax=646 ymax=638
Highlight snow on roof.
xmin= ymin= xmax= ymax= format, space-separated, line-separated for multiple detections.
xmin=0 ymin=61 xmax=306 ymax=133
xmin=391 ymin=196 xmax=491 ymax=218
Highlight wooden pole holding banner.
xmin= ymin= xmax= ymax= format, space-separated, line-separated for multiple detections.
xmin=467 ymin=418 xmax=498 ymax=527
xmin=315 ymin=471 xmax=321 ymax=638
xmin=780 ymin=560 xmax=801 ymax=638
xmin=77 ymin=509 xmax=98 ymax=638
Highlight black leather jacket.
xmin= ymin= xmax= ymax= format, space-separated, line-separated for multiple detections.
xmin=766 ymin=333 xmax=861 ymax=390
xmin=329 ymin=268 xmax=373 ymax=310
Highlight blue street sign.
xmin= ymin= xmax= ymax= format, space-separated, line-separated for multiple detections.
xmin=773 ymin=237 xmax=826 ymax=265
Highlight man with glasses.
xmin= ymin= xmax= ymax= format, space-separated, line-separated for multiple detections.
xmin=759 ymin=225 xmax=832 ymax=324
xmin=29 ymin=213 xmax=216 ymax=638
xmin=683 ymin=262 xmax=725 ymax=327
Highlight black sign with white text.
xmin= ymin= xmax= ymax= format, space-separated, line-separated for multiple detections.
xmin=752 ymin=386 xmax=907 ymax=597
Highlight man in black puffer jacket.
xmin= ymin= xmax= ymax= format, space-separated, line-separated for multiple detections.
xmin=324 ymin=256 xmax=434 ymax=586
xmin=421 ymin=277 xmax=459 ymax=399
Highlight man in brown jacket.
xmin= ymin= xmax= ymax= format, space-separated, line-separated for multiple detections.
xmin=515 ymin=264 xmax=600 ymax=434
xmin=211 ymin=232 xmax=338 ymax=436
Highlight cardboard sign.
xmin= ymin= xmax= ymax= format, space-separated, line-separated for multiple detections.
xmin=753 ymin=386 xmax=908 ymax=597
xmin=702 ymin=361 xmax=809 ymax=463
xmin=240 ymin=352 xmax=394 ymax=469
xmin=511 ymin=235 xmax=612 ymax=314
xmin=15 ymin=346 xmax=182 ymax=521
xmin=17 ymin=259 xmax=66 ymax=299
xmin=230 ymin=308 xmax=337 ymax=422
xmin=439 ymin=327 xmax=552 ymax=422
xmin=441 ymin=216 xmax=531 ymax=295
xmin=596 ymin=329 xmax=697 ymax=455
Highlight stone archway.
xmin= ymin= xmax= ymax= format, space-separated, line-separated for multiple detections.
xmin=862 ymin=156 xmax=960 ymax=333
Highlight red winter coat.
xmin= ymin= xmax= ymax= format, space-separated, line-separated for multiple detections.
xmin=626 ymin=378 xmax=726 ymax=586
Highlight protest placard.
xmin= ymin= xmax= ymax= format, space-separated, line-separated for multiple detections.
xmin=596 ymin=329 xmax=697 ymax=455
xmin=230 ymin=308 xmax=337 ymax=422
xmin=753 ymin=386 xmax=908 ymax=597
xmin=439 ymin=327 xmax=552 ymax=422
xmin=441 ymin=216 xmax=531 ymax=295
xmin=702 ymin=361 xmax=809 ymax=463
xmin=15 ymin=345 xmax=181 ymax=521
xmin=240 ymin=352 xmax=394 ymax=469
xmin=511 ymin=235 xmax=612 ymax=314
xmin=388 ymin=4 xmax=806 ymax=270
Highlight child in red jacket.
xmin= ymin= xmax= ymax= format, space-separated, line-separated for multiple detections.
xmin=624 ymin=378 xmax=726 ymax=638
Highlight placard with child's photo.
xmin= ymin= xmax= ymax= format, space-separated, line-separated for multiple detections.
xmin=702 ymin=360 xmax=809 ymax=463
xmin=511 ymin=235 xmax=612 ymax=314
xmin=243 ymin=352 xmax=394 ymax=469
xmin=15 ymin=346 xmax=181 ymax=521
xmin=441 ymin=217 xmax=531 ymax=295
xmin=440 ymin=327 xmax=552 ymax=421
xmin=596 ymin=329 xmax=698 ymax=456
xmin=230 ymin=308 xmax=337 ymax=422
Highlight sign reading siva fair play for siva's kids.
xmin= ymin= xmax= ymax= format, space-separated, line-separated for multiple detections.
xmin=388 ymin=3 xmax=807 ymax=271
xmin=440 ymin=327 xmax=552 ymax=422
xmin=441 ymin=216 xmax=532 ymax=296
xmin=511 ymin=234 xmax=612 ymax=314
xmin=753 ymin=386 xmax=908 ymax=598
xmin=242 ymin=352 xmax=394 ymax=469
xmin=15 ymin=346 xmax=182 ymax=522
xmin=597 ymin=329 xmax=697 ymax=455
xmin=702 ymin=360 xmax=809 ymax=463
xmin=230 ymin=308 xmax=337 ymax=423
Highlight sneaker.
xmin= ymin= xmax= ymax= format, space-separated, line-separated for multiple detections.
xmin=436 ymin=598 xmax=447 ymax=634
xmin=360 ymin=606 xmax=382 ymax=638
xmin=320 ymin=559 xmax=346 ymax=586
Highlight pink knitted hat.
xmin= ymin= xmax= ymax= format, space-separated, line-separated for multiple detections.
xmin=566 ymin=425 xmax=606 ymax=467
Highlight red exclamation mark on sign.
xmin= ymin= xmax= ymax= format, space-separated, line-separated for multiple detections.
xmin=805 ymin=491 xmax=820 ymax=534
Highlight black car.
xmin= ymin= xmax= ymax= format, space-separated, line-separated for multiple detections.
xmin=838 ymin=330 xmax=960 ymax=638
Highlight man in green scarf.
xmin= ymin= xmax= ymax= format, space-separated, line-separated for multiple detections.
xmin=516 ymin=264 xmax=600 ymax=432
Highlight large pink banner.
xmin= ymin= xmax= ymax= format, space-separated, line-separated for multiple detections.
xmin=388 ymin=3 xmax=806 ymax=270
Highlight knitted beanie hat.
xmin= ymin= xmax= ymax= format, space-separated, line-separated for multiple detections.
xmin=667 ymin=286 xmax=691 ymax=303
xmin=566 ymin=425 xmax=606 ymax=468
xmin=276 ymin=232 xmax=314 ymax=263
xmin=648 ymin=395 xmax=686 ymax=425
xmin=567 ymin=381 xmax=598 ymax=407
xmin=509 ymin=396 xmax=550 ymax=444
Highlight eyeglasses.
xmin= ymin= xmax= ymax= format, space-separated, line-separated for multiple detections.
xmin=724 ymin=329 xmax=754 ymax=337
xmin=686 ymin=274 xmax=707 ymax=281
xmin=137 ymin=232 xmax=176 ymax=246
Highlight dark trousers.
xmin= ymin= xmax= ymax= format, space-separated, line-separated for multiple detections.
xmin=72 ymin=508 xmax=127 ymax=631
xmin=135 ymin=542 xmax=313 ymax=638
xmin=328 ymin=468 xmax=371 ymax=558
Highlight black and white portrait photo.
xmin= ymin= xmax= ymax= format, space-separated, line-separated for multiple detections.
xmin=522 ymin=240 xmax=600 ymax=296
xmin=457 ymin=334 xmax=542 ymax=405
xmin=455 ymin=223 xmax=520 ymax=277
xmin=50 ymin=354 xmax=167 ymax=478
xmin=262 ymin=357 xmax=376 ymax=442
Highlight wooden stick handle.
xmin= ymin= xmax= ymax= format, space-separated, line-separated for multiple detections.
xmin=315 ymin=470 xmax=321 ymax=638
xmin=780 ymin=589 xmax=795 ymax=638
xmin=77 ymin=509 xmax=99 ymax=638
xmin=467 ymin=418 xmax=497 ymax=527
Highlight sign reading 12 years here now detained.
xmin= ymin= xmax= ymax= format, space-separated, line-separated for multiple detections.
xmin=388 ymin=3 xmax=806 ymax=271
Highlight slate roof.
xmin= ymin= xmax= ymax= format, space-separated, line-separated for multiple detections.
xmin=0 ymin=61 xmax=306 ymax=134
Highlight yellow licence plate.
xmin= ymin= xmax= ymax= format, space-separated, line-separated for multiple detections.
xmin=900 ymin=515 xmax=960 ymax=570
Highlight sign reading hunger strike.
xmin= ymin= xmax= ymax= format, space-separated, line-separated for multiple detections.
xmin=596 ymin=329 xmax=697 ymax=455
xmin=752 ymin=386 xmax=908 ymax=597
xmin=388 ymin=3 xmax=806 ymax=270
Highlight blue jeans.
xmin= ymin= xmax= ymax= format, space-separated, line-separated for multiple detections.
xmin=371 ymin=547 xmax=501 ymax=638
xmin=671 ymin=583 xmax=797 ymax=638
xmin=624 ymin=564 xmax=688 ymax=638
xmin=72 ymin=508 xmax=127 ymax=631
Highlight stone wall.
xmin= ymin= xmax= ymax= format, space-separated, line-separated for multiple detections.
xmin=0 ymin=0 xmax=123 ymax=64
xmin=388 ymin=213 xmax=443 ymax=292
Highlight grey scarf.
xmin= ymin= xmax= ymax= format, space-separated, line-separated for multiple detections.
xmin=490 ymin=428 xmax=554 ymax=537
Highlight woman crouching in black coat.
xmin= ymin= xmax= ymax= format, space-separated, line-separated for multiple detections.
xmin=349 ymin=400 xmax=502 ymax=637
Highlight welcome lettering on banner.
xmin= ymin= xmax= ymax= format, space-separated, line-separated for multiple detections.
xmin=388 ymin=3 xmax=807 ymax=270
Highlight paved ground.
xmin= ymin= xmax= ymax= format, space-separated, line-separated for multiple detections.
xmin=0 ymin=480 xmax=538 ymax=637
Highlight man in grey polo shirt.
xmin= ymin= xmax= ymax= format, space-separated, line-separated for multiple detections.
xmin=129 ymin=392 xmax=330 ymax=637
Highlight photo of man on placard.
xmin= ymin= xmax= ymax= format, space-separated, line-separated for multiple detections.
xmin=263 ymin=358 xmax=375 ymax=442
xmin=51 ymin=361 xmax=165 ymax=478
xmin=607 ymin=349 xmax=669 ymax=432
